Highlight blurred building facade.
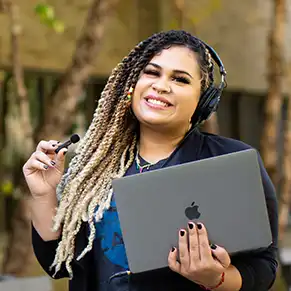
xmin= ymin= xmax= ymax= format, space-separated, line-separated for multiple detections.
xmin=1 ymin=0 xmax=291 ymax=145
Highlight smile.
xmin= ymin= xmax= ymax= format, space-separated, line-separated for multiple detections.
xmin=146 ymin=98 xmax=169 ymax=107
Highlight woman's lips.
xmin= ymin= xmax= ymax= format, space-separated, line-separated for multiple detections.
xmin=144 ymin=95 xmax=173 ymax=110
xmin=144 ymin=98 xmax=172 ymax=110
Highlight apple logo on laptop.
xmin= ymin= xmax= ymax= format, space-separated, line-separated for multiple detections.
xmin=185 ymin=201 xmax=201 ymax=220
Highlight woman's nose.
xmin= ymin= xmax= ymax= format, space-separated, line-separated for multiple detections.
xmin=151 ymin=78 xmax=171 ymax=93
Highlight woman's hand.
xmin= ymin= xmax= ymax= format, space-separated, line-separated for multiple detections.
xmin=168 ymin=222 xmax=231 ymax=289
xmin=23 ymin=140 xmax=67 ymax=199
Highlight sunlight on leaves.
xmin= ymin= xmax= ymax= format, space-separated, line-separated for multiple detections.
xmin=34 ymin=3 xmax=65 ymax=34
xmin=34 ymin=3 xmax=55 ymax=20
xmin=51 ymin=19 xmax=65 ymax=33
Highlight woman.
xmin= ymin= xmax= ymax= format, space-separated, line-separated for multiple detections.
xmin=23 ymin=30 xmax=278 ymax=291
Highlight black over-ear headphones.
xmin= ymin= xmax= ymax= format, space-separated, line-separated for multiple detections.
xmin=191 ymin=41 xmax=227 ymax=126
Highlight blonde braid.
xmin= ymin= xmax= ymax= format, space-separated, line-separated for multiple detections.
xmin=53 ymin=98 xmax=132 ymax=231
xmin=77 ymin=137 xmax=136 ymax=261
xmin=51 ymin=88 xmax=136 ymax=275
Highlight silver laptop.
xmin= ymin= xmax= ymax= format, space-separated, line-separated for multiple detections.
xmin=112 ymin=149 xmax=272 ymax=274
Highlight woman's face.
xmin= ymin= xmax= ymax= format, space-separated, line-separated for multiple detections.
xmin=132 ymin=45 xmax=202 ymax=132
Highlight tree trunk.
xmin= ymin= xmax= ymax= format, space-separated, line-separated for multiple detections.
xmin=261 ymin=1 xmax=286 ymax=290
xmin=260 ymin=0 xmax=285 ymax=188
xmin=1 ymin=1 xmax=35 ymax=275
xmin=2 ymin=196 xmax=34 ymax=276
xmin=2 ymin=0 xmax=119 ymax=276
xmin=278 ymin=78 xmax=291 ymax=242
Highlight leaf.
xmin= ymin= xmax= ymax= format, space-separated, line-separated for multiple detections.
xmin=34 ymin=3 xmax=55 ymax=20
xmin=1 ymin=180 xmax=13 ymax=196
xmin=52 ymin=19 xmax=65 ymax=34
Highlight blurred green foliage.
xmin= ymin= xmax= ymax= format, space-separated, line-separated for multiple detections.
xmin=34 ymin=3 xmax=65 ymax=34
xmin=0 ymin=180 xmax=13 ymax=196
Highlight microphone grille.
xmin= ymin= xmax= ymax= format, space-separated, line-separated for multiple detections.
xmin=70 ymin=134 xmax=80 ymax=144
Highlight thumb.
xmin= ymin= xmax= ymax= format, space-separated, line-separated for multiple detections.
xmin=210 ymin=244 xmax=231 ymax=268
xmin=54 ymin=148 xmax=68 ymax=173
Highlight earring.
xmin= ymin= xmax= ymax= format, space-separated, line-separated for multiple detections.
xmin=127 ymin=87 xmax=134 ymax=100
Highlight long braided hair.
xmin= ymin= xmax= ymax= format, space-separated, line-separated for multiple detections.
xmin=51 ymin=30 xmax=215 ymax=277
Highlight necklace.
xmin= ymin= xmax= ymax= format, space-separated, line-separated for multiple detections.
xmin=135 ymin=151 xmax=158 ymax=173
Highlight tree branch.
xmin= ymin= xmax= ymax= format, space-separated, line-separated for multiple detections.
xmin=36 ymin=0 xmax=119 ymax=141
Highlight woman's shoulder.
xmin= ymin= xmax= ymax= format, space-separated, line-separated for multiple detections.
xmin=197 ymin=131 xmax=256 ymax=156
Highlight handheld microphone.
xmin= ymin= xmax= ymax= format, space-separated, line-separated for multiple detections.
xmin=54 ymin=134 xmax=80 ymax=154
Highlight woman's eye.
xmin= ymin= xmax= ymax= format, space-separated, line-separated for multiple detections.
xmin=173 ymin=76 xmax=190 ymax=84
xmin=144 ymin=69 xmax=159 ymax=76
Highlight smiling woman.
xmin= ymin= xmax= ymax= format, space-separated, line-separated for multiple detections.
xmin=23 ymin=30 xmax=278 ymax=291
xmin=132 ymin=46 xmax=201 ymax=136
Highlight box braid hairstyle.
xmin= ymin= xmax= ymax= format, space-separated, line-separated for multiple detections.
xmin=50 ymin=30 xmax=215 ymax=277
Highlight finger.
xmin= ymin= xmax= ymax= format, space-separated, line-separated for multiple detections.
xmin=196 ymin=223 xmax=212 ymax=262
xmin=54 ymin=148 xmax=68 ymax=173
xmin=178 ymin=229 xmax=190 ymax=270
xmin=36 ymin=140 xmax=59 ymax=154
xmin=26 ymin=158 xmax=51 ymax=172
xmin=168 ymin=247 xmax=181 ymax=273
xmin=33 ymin=151 xmax=56 ymax=168
xmin=188 ymin=222 xmax=200 ymax=263
xmin=210 ymin=244 xmax=231 ymax=268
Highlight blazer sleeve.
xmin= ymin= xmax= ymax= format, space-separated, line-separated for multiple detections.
xmin=31 ymin=224 xmax=69 ymax=279
xmin=231 ymin=151 xmax=279 ymax=291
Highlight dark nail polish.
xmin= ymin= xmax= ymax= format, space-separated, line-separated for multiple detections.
xmin=188 ymin=222 xmax=194 ymax=230
xmin=50 ymin=160 xmax=56 ymax=166
xmin=171 ymin=247 xmax=175 ymax=252
xmin=197 ymin=223 xmax=202 ymax=230
xmin=180 ymin=230 xmax=185 ymax=237
xmin=210 ymin=244 xmax=217 ymax=250
xmin=63 ymin=151 xmax=67 ymax=156
xmin=43 ymin=165 xmax=49 ymax=169
xmin=52 ymin=144 xmax=57 ymax=147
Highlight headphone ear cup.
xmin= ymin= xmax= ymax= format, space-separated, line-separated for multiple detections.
xmin=191 ymin=86 xmax=221 ymax=126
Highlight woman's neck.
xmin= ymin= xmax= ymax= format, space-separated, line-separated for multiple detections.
xmin=138 ymin=125 xmax=188 ymax=164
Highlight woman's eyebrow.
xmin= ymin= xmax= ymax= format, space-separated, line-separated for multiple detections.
xmin=147 ymin=62 xmax=193 ymax=79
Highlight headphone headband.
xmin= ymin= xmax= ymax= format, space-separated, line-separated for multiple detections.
xmin=200 ymin=41 xmax=227 ymax=89
xmin=190 ymin=39 xmax=227 ymax=126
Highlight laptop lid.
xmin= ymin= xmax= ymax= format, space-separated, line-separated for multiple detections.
xmin=112 ymin=149 xmax=272 ymax=274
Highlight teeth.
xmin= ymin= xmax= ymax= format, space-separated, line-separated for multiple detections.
xmin=147 ymin=99 xmax=169 ymax=107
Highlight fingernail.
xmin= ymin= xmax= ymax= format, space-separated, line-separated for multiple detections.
xmin=43 ymin=165 xmax=49 ymax=169
xmin=197 ymin=223 xmax=202 ymax=230
xmin=52 ymin=144 xmax=57 ymax=147
xmin=210 ymin=244 xmax=217 ymax=250
xmin=171 ymin=247 xmax=175 ymax=252
xmin=180 ymin=230 xmax=185 ymax=237
xmin=63 ymin=151 xmax=67 ymax=156
xmin=188 ymin=222 xmax=194 ymax=230
xmin=50 ymin=160 xmax=56 ymax=166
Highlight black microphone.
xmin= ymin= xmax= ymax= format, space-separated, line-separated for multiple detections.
xmin=54 ymin=134 xmax=80 ymax=154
